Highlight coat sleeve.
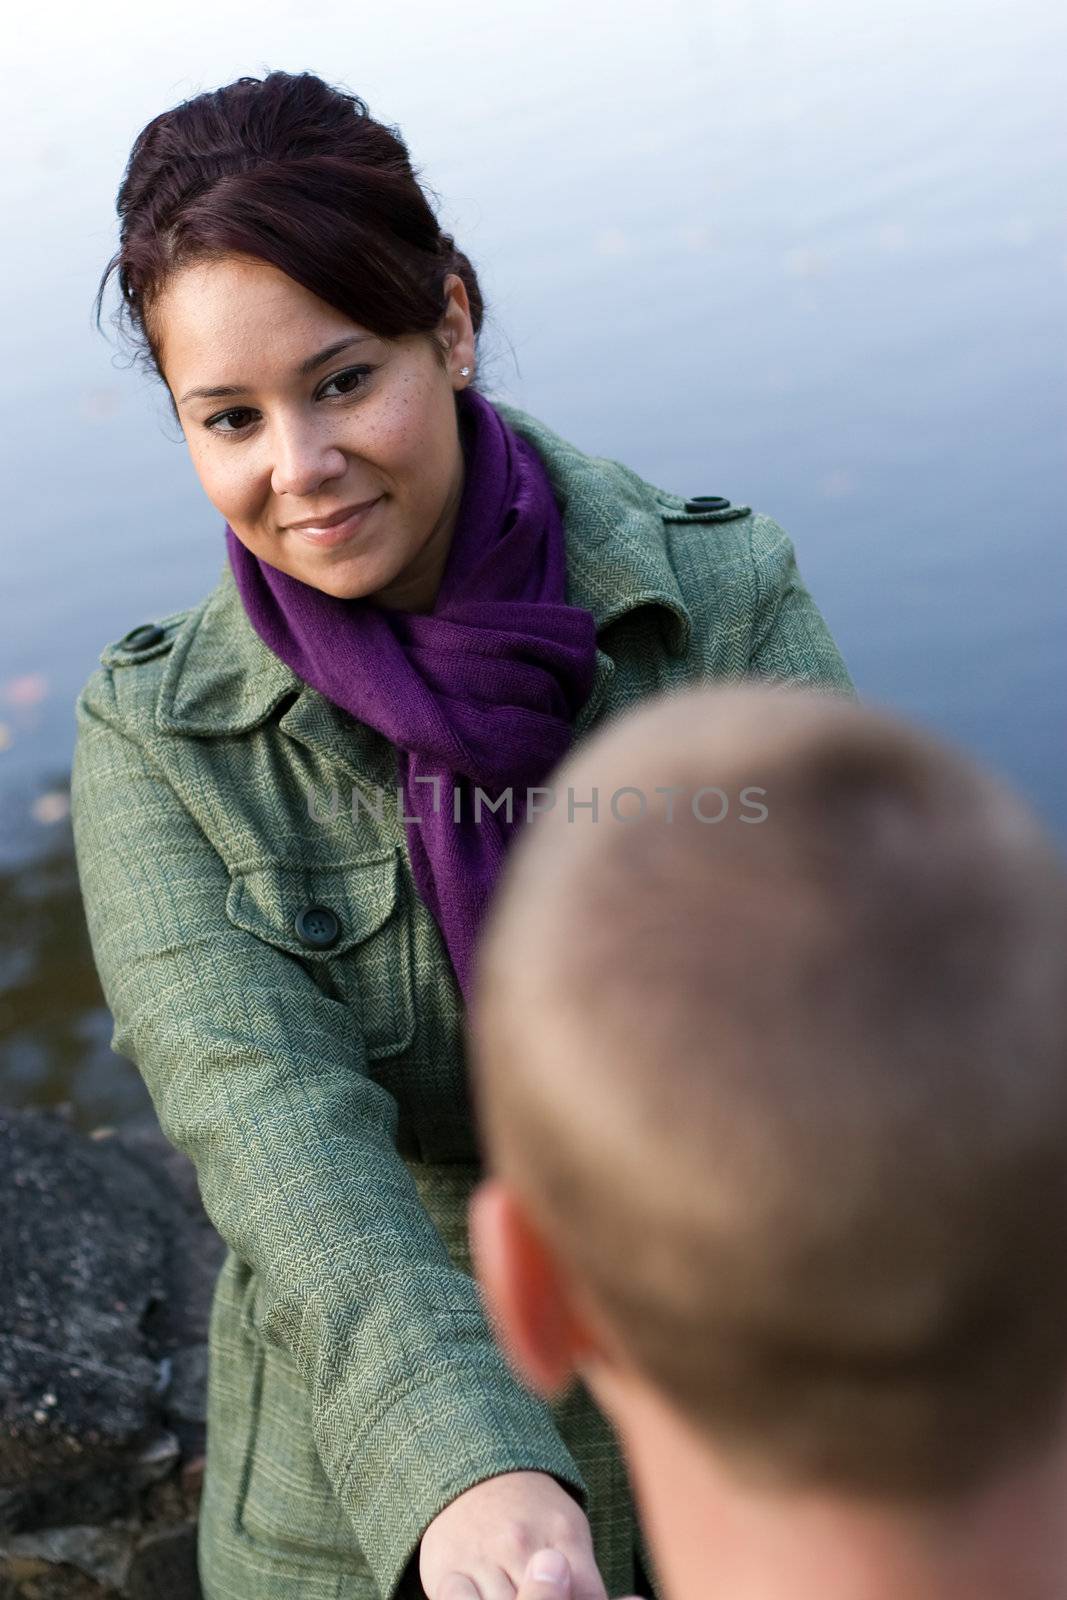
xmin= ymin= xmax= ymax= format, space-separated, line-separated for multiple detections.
xmin=746 ymin=515 xmax=856 ymax=695
xmin=69 ymin=664 xmax=585 ymax=1599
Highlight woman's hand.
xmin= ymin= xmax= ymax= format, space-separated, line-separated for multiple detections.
xmin=419 ymin=1470 xmax=609 ymax=1600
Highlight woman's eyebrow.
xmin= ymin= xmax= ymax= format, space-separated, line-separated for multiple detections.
xmin=178 ymin=334 xmax=375 ymax=405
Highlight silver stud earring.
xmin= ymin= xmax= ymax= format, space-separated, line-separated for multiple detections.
xmin=459 ymin=366 xmax=471 ymax=377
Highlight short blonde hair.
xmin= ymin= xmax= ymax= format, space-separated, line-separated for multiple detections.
xmin=469 ymin=684 xmax=1067 ymax=1499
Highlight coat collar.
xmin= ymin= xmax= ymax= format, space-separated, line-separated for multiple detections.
xmin=154 ymin=399 xmax=693 ymax=740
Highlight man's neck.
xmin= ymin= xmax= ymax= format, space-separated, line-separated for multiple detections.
xmin=587 ymin=1367 xmax=1067 ymax=1600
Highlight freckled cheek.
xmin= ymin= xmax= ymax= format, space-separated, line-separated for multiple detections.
xmin=365 ymin=382 xmax=448 ymax=475
xmin=357 ymin=406 xmax=420 ymax=477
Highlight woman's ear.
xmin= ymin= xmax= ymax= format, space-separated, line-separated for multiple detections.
xmin=468 ymin=1176 xmax=587 ymax=1399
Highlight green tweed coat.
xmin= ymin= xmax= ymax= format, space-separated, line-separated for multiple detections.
xmin=70 ymin=400 xmax=855 ymax=1600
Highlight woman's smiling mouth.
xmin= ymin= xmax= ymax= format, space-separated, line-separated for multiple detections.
xmin=285 ymin=495 xmax=383 ymax=546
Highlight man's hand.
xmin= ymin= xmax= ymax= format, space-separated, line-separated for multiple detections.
xmin=420 ymin=1470 xmax=610 ymax=1600
xmin=514 ymin=1547 xmax=641 ymax=1600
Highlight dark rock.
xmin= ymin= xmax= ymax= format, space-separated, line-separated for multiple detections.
xmin=107 ymin=1123 xmax=220 ymax=1459
xmin=178 ymin=1458 xmax=204 ymax=1518
xmin=107 ymin=1122 xmax=224 ymax=1354
xmin=0 ymin=1111 xmax=170 ymax=1487
xmin=162 ymin=1349 xmax=207 ymax=1428
xmin=0 ymin=1478 xmax=138 ymax=1544
xmin=139 ymin=1475 xmax=186 ymax=1526
xmin=0 ymin=1106 xmax=222 ymax=1596
xmin=0 ymin=1553 xmax=120 ymax=1596
xmin=0 ymin=1525 xmax=134 ymax=1592
xmin=125 ymin=1526 xmax=200 ymax=1599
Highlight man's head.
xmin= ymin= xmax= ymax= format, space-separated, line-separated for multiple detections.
xmin=467 ymin=682 xmax=1067 ymax=1511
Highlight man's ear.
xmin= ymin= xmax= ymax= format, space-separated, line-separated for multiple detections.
xmin=469 ymin=1176 xmax=589 ymax=1399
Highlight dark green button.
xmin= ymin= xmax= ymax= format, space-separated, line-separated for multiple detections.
xmin=120 ymin=623 xmax=165 ymax=648
xmin=294 ymin=903 xmax=340 ymax=949
xmin=684 ymin=496 xmax=731 ymax=513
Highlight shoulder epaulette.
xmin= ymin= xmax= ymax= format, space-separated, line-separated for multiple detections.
xmin=99 ymin=611 xmax=189 ymax=669
xmin=659 ymin=493 xmax=753 ymax=525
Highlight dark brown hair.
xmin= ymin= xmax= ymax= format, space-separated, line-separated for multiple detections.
xmin=471 ymin=684 xmax=1067 ymax=1501
xmin=93 ymin=69 xmax=485 ymax=421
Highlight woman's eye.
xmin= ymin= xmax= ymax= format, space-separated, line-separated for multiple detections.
xmin=323 ymin=365 xmax=373 ymax=397
xmin=204 ymin=366 xmax=374 ymax=436
xmin=207 ymin=406 xmax=256 ymax=434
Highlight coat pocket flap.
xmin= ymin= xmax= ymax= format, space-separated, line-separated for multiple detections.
xmin=225 ymin=850 xmax=400 ymax=957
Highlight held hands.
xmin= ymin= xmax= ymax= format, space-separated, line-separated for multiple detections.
xmin=514 ymin=1548 xmax=641 ymax=1600
xmin=419 ymin=1469 xmax=615 ymax=1600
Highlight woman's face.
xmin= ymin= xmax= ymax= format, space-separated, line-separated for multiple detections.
xmin=157 ymin=253 xmax=476 ymax=609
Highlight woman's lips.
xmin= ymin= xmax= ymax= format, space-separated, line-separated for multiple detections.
xmin=287 ymin=496 xmax=382 ymax=547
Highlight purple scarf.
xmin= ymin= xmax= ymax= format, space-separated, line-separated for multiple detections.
xmin=225 ymin=387 xmax=598 ymax=1002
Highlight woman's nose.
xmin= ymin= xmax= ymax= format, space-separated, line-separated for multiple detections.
xmin=269 ymin=418 xmax=349 ymax=499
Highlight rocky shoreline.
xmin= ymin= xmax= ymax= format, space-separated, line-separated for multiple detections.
xmin=0 ymin=1105 xmax=225 ymax=1598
